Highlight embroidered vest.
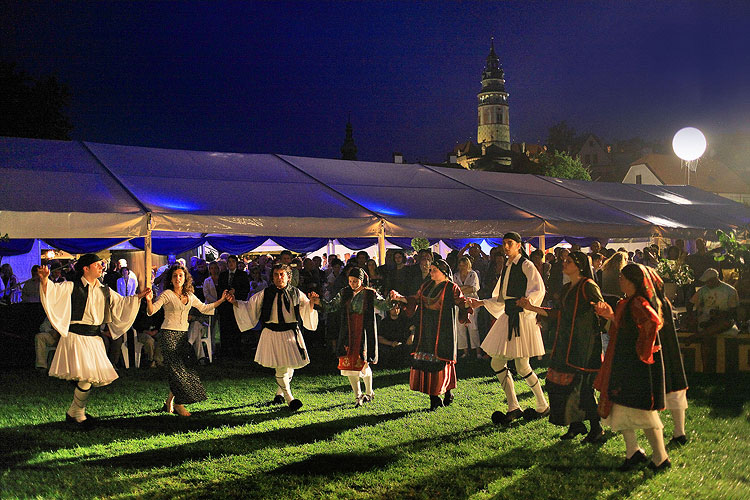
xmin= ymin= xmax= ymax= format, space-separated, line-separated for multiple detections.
xmin=500 ymin=255 xmax=529 ymax=341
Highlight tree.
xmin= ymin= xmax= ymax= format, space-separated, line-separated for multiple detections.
xmin=539 ymin=151 xmax=591 ymax=181
xmin=546 ymin=121 xmax=577 ymax=154
xmin=0 ymin=61 xmax=73 ymax=140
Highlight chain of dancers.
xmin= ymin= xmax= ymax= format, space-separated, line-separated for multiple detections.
xmin=37 ymin=234 xmax=689 ymax=472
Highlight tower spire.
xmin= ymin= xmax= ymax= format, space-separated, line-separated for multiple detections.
xmin=340 ymin=117 xmax=358 ymax=161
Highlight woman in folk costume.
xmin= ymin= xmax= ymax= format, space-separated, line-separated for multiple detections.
xmin=391 ymin=259 xmax=471 ymax=411
xmin=469 ymin=233 xmax=549 ymax=426
xmin=517 ymin=251 xmax=606 ymax=442
xmin=38 ymin=253 xmax=148 ymax=430
xmin=593 ymin=263 xmax=680 ymax=472
xmin=146 ymin=264 xmax=230 ymax=416
xmin=229 ymin=263 xmax=318 ymax=411
xmin=642 ymin=266 xmax=689 ymax=447
xmin=310 ymin=267 xmax=394 ymax=407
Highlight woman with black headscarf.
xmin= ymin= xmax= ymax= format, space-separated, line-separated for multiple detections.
xmin=391 ymin=259 xmax=472 ymax=410
xmin=518 ymin=251 xmax=605 ymax=442
xmin=311 ymin=267 xmax=394 ymax=407
xmin=592 ymin=263 xmax=673 ymax=472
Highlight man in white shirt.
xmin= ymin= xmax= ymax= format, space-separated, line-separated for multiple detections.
xmin=470 ymin=233 xmax=550 ymax=426
xmin=229 ymin=263 xmax=317 ymax=410
xmin=39 ymin=253 xmax=149 ymax=429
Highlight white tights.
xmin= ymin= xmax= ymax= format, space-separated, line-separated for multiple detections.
xmin=346 ymin=366 xmax=373 ymax=398
xmin=67 ymin=382 xmax=93 ymax=422
xmin=490 ymin=355 xmax=548 ymax=412
xmin=274 ymin=367 xmax=295 ymax=403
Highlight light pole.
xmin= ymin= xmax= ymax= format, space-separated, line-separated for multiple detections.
xmin=672 ymin=127 xmax=707 ymax=186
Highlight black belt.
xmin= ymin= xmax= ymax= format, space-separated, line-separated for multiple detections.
xmin=264 ymin=322 xmax=299 ymax=332
xmin=504 ymin=299 xmax=523 ymax=342
xmin=69 ymin=324 xmax=102 ymax=336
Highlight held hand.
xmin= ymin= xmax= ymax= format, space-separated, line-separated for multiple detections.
xmin=139 ymin=288 xmax=152 ymax=300
xmin=220 ymin=289 xmax=231 ymax=303
xmin=38 ymin=264 xmax=50 ymax=281
xmin=390 ymin=289 xmax=405 ymax=302
xmin=593 ymin=301 xmax=614 ymax=320
xmin=226 ymin=291 xmax=236 ymax=304
xmin=516 ymin=297 xmax=531 ymax=310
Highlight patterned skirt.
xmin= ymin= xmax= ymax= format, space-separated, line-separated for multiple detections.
xmin=158 ymin=329 xmax=207 ymax=405
xmin=409 ymin=362 xmax=457 ymax=396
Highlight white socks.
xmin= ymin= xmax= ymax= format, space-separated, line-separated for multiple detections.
xmin=491 ymin=357 xmax=520 ymax=412
xmin=67 ymin=382 xmax=92 ymax=422
xmin=671 ymin=408 xmax=686 ymax=437
xmin=348 ymin=375 xmax=362 ymax=398
xmin=516 ymin=357 xmax=548 ymax=412
xmin=274 ymin=367 xmax=295 ymax=403
xmin=347 ymin=366 xmax=374 ymax=399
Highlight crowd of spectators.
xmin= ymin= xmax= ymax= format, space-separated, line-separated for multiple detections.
xmin=7 ymin=236 xmax=741 ymax=373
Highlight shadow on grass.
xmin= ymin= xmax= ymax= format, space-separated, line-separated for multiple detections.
xmin=166 ymin=424 xmax=648 ymax=500
xmin=685 ymin=372 xmax=749 ymax=419
xmin=6 ymin=410 xmax=416 ymax=472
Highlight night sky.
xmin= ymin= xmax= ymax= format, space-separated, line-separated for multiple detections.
xmin=2 ymin=1 xmax=749 ymax=162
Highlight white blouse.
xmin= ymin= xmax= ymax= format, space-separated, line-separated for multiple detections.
xmin=148 ymin=289 xmax=216 ymax=331
xmin=203 ymin=276 xmax=218 ymax=303
xmin=454 ymin=270 xmax=480 ymax=299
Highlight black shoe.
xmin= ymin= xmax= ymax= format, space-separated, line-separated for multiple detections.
xmin=272 ymin=395 xmax=286 ymax=405
xmin=617 ymin=450 xmax=649 ymax=471
xmin=582 ymin=427 xmax=607 ymax=444
xmin=523 ymin=406 xmax=550 ymax=421
xmin=668 ymin=435 xmax=688 ymax=447
xmin=561 ymin=422 xmax=587 ymax=440
xmin=288 ymin=399 xmax=303 ymax=411
xmin=647 ymin=458 xmax=672 ymax=473
xmin=443 ymin=391 xmax=454 ymax=407
xmin=491 ymin=410 xmax=506 ymax=425
xmin=65 ymin=413 xmax=96 ymax=431
xmin=429 ymin=396 xmax=444 ymax=411
xmin=495 ymin=408 xmax=523 ymax=426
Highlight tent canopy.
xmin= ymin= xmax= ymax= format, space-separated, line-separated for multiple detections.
xmin=2 ymin=137 xmax=749 ymax=243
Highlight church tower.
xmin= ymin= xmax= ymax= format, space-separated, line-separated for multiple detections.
xmin=477 ymin=38 xmax=510 ymax=150
xmin=340 ymin=118 xmax=358 ymax=160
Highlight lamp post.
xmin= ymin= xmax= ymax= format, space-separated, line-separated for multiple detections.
xmin=672 ymin=127 xmax=706 ymax=185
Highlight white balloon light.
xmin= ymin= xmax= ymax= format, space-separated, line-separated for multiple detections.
xmin=672 ymin=127 xmax=707 ymax=161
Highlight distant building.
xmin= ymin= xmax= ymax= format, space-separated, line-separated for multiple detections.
xmin=623 ymin=153 xmax=750 ymax=203
xmin=340 ymin=119 xmax=357 ymax=161
xmin=450 ymin=39 xmax=539 ymax=174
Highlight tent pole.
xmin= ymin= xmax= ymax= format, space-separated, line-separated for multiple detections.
xmin=145 ymin=214 xmax=153 ymax=291
xmin=539 ymin=234 xmax=546 ymax=253
xmin=377 ymin=220 xmax=386 ymax=266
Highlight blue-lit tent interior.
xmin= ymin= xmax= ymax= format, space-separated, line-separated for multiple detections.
xmin=2 ymin=137 xmax=750 ymax=262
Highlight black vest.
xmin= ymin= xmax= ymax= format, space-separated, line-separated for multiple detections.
xmin=71 ymin=278 xmax=111 ymax=323
xmin=500 ymin=255 xmax=529 ymax=341
xmin=500 ymin=255 xmax=529 ymax=300
xmin=259 ymin=286 xmax=301 ymax=331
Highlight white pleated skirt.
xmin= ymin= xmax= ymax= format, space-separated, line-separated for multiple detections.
xmin=666 ymin=389 xmax=688 ymax=410
xmin=49 ymin=333 xmax=118 ymax=387
xmin=254 ymin=328 xmax=310 ymax=369
xmin=603 ymin=403 xmax=664 ymax=431
xmin=480 ymin=313 xmax=545 ymax=359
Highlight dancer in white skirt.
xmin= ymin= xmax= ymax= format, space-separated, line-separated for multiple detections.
xmin=229 ymin=263 xmax=317 ymax=411
xmin=39 ymin=253 xmax=148 ymax=430
xmin=468 ymin=232 xmax=550 ymax=426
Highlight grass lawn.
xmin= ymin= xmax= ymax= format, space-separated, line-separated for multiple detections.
xmin=1 ymin=353 xmax=748 ymax=499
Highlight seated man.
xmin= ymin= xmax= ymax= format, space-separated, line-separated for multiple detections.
xmin=687 ymin=268 xmax=739 ymax=371
xmin=35 ymin=317 xmax=60 ymax=371
xmin=377 ymin=303 xmax=414 ymax=368
xmin=187 ymin=308 xmax=211 ymax=364
xmin=134 ymin=300 xmax=164 ymax=368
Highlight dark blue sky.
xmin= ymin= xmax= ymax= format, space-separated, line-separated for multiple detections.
xmin=3 ymin=1 xmax=749 ymax=162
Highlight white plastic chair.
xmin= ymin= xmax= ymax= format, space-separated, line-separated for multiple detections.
xmin=200 ymin=323 xmax=213 ymax=363
xmin=120 ymin=330 xmax=144 ymax=369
